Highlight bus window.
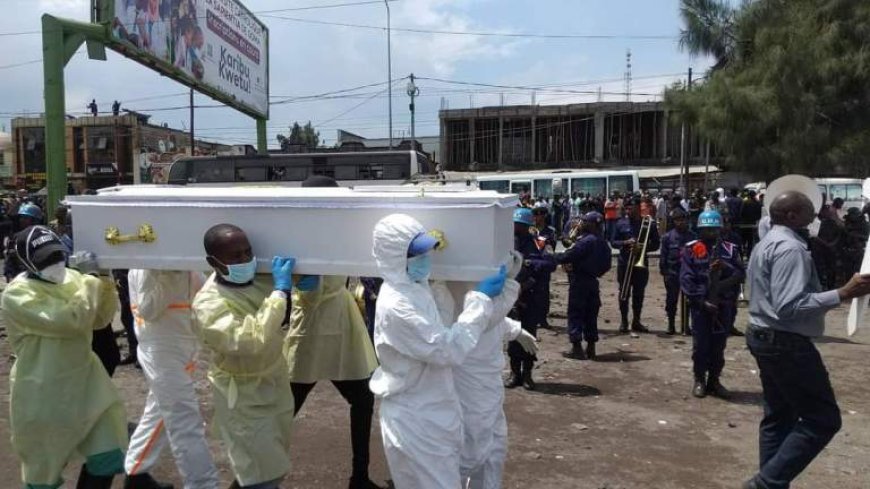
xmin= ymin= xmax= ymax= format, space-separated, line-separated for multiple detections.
xmin=818 ymin=185 xmax=828 ymax=199
xmin=359 ymin=165 xmax=384 ymax=180
xmin=334 ymin=165 xmax=359 ymax=180
xmin=534 ymin=179 xmax=553 ymax=198
xmin=571 ymin=177 xmax=606 ymax=196
xmin=511 ymin=181 xmax=531 ymax=195
xmin=193 ymin=160 xmax=234 ymax=183
xmin=828 ymin=184 xmax=863 ymax=202
xmin=479 ymin=180 xmax=509 ymax=193
xmin=167 ymin=160 xmax=190 ymax=184
xmin=609 ymin=175 xmax=634 ymax=195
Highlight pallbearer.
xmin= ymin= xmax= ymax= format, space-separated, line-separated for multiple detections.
xmin=679 ymin=210 xmax=745 ymax=399
xmin=660 ymin=208 xmax=696 ymax=335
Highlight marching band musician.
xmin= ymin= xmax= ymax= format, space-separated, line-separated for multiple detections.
xmin=610 ymin=196 xmax=661 ymax=333
xmin=660 ymin=208 xmax=696 ymax=335
xmin=556 ymin=212 xmax=612 ymax=360
xmin=532 ymin=207 xmax=557 ymax=329
xmin=680 ymin=210 xmax=745 ymax=399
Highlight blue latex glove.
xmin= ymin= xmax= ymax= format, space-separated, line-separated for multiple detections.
xmin=296 ymin=275 xmax=320 ymax=292
xmin=272 ymin=256 xmax=296 ymax=290
xmin=476 ymin=265 xmax=508 ymax=298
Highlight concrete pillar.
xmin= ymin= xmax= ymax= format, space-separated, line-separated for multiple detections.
xmin=468 ymin=118 xmax=475 ymax=170
xmin=660 ymin=110 xmax=669 ymax=160
xmin=530 ymin=115 xmax=537 ymax=165
xmin=594 ymin=111 xmax=605 ymax=163
xmin=498 ymin=116 xmax=504 ymax=169
xmin=439 ymin=118 xmax=447 ymax=170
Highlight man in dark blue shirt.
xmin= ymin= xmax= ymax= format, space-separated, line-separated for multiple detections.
xmin=532 ymin=207 xmax=557 ymax=330
xmin=556 ymin=212 xmax=611 ymax=360
xmin=660 ymin=208 xmax=695 ymax=335
xmin=610 ymin=196 xmax=661 ymax=333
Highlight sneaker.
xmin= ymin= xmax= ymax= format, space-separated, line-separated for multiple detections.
xmin=692 ymin=379 xmax=706 ymax=398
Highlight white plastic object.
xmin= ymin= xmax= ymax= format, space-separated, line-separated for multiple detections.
xmin=847 ymin=233 xmax=870 ymax=336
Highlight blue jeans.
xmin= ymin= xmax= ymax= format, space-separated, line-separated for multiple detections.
xmin=746 ymin=326 xmax=842 ymax=489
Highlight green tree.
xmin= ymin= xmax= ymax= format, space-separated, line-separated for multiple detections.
xmin=678 ymin=0 xmax=737 ymax=71
xmin=667 ymin=0 xmax=870 ymax=179
xmin=276 ymin=121 xmax=320 ymax=151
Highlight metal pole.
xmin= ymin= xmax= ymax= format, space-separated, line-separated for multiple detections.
xmin=257 ymin=119 xmax=268 ymax=154
xmin=43 ymin=15 xmax=67 ymax=210
xmin=407 ymin=73 xmax=419 ymax=147
xmin=385 ymin=0 xmax=393 ymax=150
xmin=189 ymin=88 xmax=195 ymax=155
xmin=703 ymin=139 xmax=711 ymax=195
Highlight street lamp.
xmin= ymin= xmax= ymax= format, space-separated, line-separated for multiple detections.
xmin=385 ymin=0 xmax=393 ymax=150
xmin=406 ymin=73 xmax=420 ymax=146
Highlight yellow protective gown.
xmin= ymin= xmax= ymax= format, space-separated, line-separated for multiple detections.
xmin=191 ymin=274 xmax=295 ymax=486
xmin=284 ymin=275 xmax=378 ymax=383
xmin=2 ymin=270 xmax=127 ymax=486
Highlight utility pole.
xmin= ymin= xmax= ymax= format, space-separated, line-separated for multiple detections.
xmin=189 ymin=88 xmax=195 ymax=155
xmin=625 ymin=49 xmax=632 ymax=102
xmin=406 ymin=73 xmax=420 ymax=147
xmin=679 ymin=67 xmax=692 ymax=195
xmin=385 ymin=0 xmax=393 ymax=150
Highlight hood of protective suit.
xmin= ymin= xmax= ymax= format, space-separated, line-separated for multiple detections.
xmin=373 ymin=214 xmax=425 ymax=286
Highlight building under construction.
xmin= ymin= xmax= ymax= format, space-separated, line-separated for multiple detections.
xmin=439 ymin=101 xmax=716 ymax=172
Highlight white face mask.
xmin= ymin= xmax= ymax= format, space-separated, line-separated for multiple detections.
xmin=38 ymin=262 xmax=67 ymax=284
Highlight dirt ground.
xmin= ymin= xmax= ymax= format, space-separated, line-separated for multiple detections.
xmin=1 ymin=264 xmax=869 ymax=489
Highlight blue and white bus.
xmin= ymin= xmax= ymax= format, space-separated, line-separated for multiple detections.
xmin=475 ymin=169 xmax=640 ymax=198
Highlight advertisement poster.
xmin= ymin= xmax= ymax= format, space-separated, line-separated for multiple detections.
xmin=110 ymin=0 xmax=268 ymax=117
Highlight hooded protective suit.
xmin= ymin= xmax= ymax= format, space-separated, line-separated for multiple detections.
xmin=284 ymin=275 xmax=378 ymax=383
xmin=369 ymin=214 xmax=494 ymax=489
xmin=2 ymin=268 xmax=126 ymax=487
xmin=432 ymin=274 xmax=523 ymax=489
xmin=191 ymin=274 xmax=294 ymax=487
xmin=124 ymin=269 xmax=219 ymax=488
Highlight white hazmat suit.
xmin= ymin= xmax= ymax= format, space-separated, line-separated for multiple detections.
xmin=369 ymin=214 xmax=495 ymax=489
xmin=124 ymin=270 xmax=219 ymax=488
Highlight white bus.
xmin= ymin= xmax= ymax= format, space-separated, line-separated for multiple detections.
xmin=746 ymin=177 xmax=868 ymax=211
xmin=476 ymin=170 xmax=640 ymax=198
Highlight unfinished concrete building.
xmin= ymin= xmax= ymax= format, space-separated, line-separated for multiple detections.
xmin=440 ymin=102 xmax=714 ymax=171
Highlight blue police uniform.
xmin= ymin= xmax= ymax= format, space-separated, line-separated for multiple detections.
xmin=509 ymin=232 xmax=557 ymax=365
xmin=660 ymin=228 xmax=696 ymax=327
xmin=679 ymin=239 xmax=745 ymax=385
xmin=557 ymin=232 xmax=611 ymax=345
xmin=610 ymin=216 xmax=661 ymax=329
xmin=536 ymin=225 xmax=557 ymax=328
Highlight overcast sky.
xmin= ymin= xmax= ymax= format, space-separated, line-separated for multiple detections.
xmin=0 ymin=0 xmax=713 ymax=148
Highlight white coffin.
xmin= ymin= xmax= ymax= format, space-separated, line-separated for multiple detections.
xmin=67 ymin=185 xmax=517 ymax=281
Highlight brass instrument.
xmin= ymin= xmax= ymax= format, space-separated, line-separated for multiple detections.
xmin=352 ymin=282 xmax=367 ymax=318
xmin=619 ymin=216 xmax=654 ymax=302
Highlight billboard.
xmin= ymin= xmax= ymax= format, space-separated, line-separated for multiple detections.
xmin=97 ymin=0 xmax=268 ymax=118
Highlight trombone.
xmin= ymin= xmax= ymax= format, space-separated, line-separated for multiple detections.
xmin=619 ymin=215 xmax=654 ymax=302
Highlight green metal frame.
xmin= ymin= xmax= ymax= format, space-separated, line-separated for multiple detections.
xmin=44 ymin=2 xmax=270 ymax=211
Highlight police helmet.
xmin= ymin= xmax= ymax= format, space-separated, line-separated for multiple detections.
xmin=697 ymin=210 xmax=723 ymax=228
xmin=513 ymin=207 xmax=534 ymax=226
xmin=17 ymin=203 xmax=44 ymax=221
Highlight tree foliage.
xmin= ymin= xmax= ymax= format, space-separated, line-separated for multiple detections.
xmin=277 ymin=122 xmax=320 ymax=151
xmin=667 ymin=0 xmax=870 ymax=179
xmin=678 ymin=0 xmax=737 ymax=71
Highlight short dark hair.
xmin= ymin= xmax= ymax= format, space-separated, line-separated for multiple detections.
xmin=204 ymin=224 xmax=244 ymax=255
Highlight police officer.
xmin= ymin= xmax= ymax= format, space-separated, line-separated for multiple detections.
xmin=532 ymin=207 xmax=557 ymax=329
xmin=660 ymin=208 xmax=696 ymax=335
xmin=506 ymin=208 xmax=556 ymax=390
xmin=556 ymin=212 xmax=612 ymax=360
xmin=680 ymin=210 xmax=745 ymax=399
xmin=611 ymin=196 xmax=661 ymax=333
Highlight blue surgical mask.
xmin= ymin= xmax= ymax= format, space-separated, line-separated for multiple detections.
xmin=407 ymin=254 xmax=432 ymax=283
xmin=213 ymin=256 xmax=257 ymax=284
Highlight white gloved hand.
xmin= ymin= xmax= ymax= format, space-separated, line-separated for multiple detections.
xmin=516 ymin=329 xmax=538 ymax=356
xmin=69 ymin=251 xmax=100 ymax=275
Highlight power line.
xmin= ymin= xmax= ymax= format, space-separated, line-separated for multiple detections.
xmin=261 ymin=14 xmax=677 ymax=40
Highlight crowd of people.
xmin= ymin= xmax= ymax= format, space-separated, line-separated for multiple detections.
xmin=1 ymin=175 xmax=869 ymax=489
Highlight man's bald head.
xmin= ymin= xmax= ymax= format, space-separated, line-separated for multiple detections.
xmin=770 ymin=191 xmax=816 ymax=229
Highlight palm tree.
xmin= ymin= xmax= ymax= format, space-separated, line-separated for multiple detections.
xmin=678 ymin=0 xmax=738 ymax=71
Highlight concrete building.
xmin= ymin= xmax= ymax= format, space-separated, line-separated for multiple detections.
xmin=10 ymin=112 xmax=229 ymax=191
xmin=439 ymin=102 xmax=717 ymax=171
xmin=336 ymin=130 xmax=440 ymax=162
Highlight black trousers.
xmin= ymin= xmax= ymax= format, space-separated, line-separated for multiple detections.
xmin=113 ymin=269 xmax=137 ymax=358
xmin=291 ymin=379 xmax=374 ymax=480
xmin=91 ymin=324 xmax=120 ymax=377
xmin=617 ymin=264 xmax=648 ymax=320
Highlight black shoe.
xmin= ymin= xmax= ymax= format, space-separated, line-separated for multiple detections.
xmin=120 ymin=354 xmax=138 ymax=366
xmin=565 ymin=341 xmax=586 ymax=360
xmin=619 ymin=319 xmax=629 ymax=334
xmin=667 ymin=318 xmax=676 ymax=335
xmin=585 ymin=342 xmax=597 ymax=360
xmin=692 ymin=378 xmax=707 ymax=398
xmin=504 ymin=372 xmax=522 ymax=389
xmin=522 ymin=370 xmax=536 ymax=391
xmin=631 ymin=321 xmax=650 ymax=333
xmin=76 ymin=466 xmax=115 ymax=489
xmin=124 ymin=473 xmax=174 ymax=489
xmin=349 ymin=476 xmax=384 ymax=489
xmin=730 ymin=326 xmax=745 ymax=337
xmin=742 ymin=476 xmax=764 ymax=489
xmin=706 ymin=378 xmax=731 ymax=399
